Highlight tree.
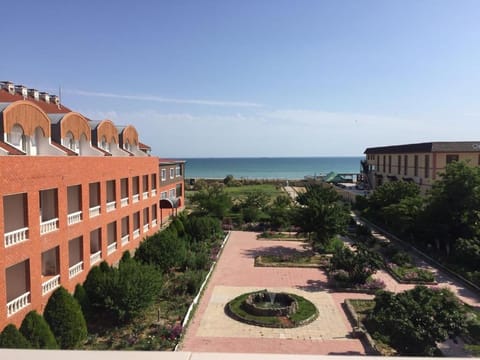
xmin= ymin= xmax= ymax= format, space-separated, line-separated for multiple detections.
xmin=183 ymin=215 xmax=221 ymax=243
xmin=368 ymin=286 xmax=467 ymax=355
xmin=0 ymin=324 xmax=31 ymax=349
xmin=423 ymin=161 xmax=480 ymax=255
xmin=190 ymin=184 xmax=232 ymax=218
xmin=84 ymin=258 xmax=163 ymax=324
xmin=19 ymin=311 xmax=58 ymax=349
xmin=382 ymin=195 xmax=424 ymax=236
xmin=294 ymin=184 xmax=349 ymax=250
xmin=330 ymin=246 xmax=381 ymax=284
xmin=43 ymin=286 xmax=87 ymax=349
xmin=266 ymin=195 xmax=293 ymax=230
xmin=135 ymin=229 xmax=187 ymax=272
xmin=366 ymin=181 xmax=420 ymax=223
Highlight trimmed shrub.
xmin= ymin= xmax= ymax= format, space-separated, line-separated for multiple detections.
xmin=74 ymin=284 xmax=91 ymax=319
xmin=0 ymin=324 xmax=31 ymax=348
xmin=44 ymin=286 xmax=87 ymax=349
xmin=19 ymin=310 xmax=58 ymax=349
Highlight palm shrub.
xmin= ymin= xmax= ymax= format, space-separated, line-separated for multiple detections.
xmin=0 ymin=324 xmax=31 ymax=348
xmin=19 ymin=310 xmax=58 ymax=349
xmin=43 ymin=286 xmax=87 ymax=349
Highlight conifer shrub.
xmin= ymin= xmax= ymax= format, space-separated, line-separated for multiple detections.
xmin=43 ymin=286 xmax=87 ymax=349
xmin=0 ymin=324 xmax=31 ymax=348
xmin=74 ymin=284 xmax=91 ymax=320
xmin=19 ymin=310 xmax=58 ymax=349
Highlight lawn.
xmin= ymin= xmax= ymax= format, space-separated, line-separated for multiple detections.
xmin=224 ymin=183 xmax=285 ymax=202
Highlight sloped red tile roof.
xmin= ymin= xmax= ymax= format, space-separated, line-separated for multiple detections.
xmin=50 ymin=142 xmax=78 ymax=156
xmin=0 ymin=141 xmax=26 ymax=155
xmin=139 ymin=142 xmax=151 ymax=150
xmin=0 ymin=88 xmax=72 ymax=114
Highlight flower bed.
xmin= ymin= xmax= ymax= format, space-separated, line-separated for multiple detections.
xmin=385 ymin=262 xmax=436 ymax=284
xmin=255 ymin=254 xmax=330 ymax=268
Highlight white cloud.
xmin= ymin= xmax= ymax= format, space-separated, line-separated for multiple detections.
xmin=66 ymin=89 xmax=263 ymax=108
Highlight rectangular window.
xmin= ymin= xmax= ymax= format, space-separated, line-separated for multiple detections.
xmin=161 ymin=169 xmax=166 ymax=181
xmin=376 ymin=155 xmax=380 ymax=171
xmin=404 ymin=155 xmax=408 ymax=176
xmin=425 ymin=155 xmax=430 ymax=178
xmin=388 ymin=155 xmax=392 ymax=173
xmin=169 ymin=189 xmax=176 ymax=198
xmin=414 ymin=155 xmax=418 ymax=177
xmin=161 ymin=191 xmax=167 ymax=200
xmin=170 ymin=168 xmax=174 ymax=179
xmin=397 ymin=155 xmax=401 ymax=175
xmin=383 ymin=155 xmax=386 ymax=173
xmin=175 ymin=165 xmax=181 ymax=177
xmin=446 ymin=154 xmax=459 ymax=164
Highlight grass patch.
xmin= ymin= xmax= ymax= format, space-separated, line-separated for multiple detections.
xmin=224 ymin=184 xmax=284 ymax=202
xmin=255 ymin=254 xmax=330 ymax=268
xmin=387 ymin=264 xmax=435 ymax=283
xmin=349 ymin=299 xmax=375 ymax=321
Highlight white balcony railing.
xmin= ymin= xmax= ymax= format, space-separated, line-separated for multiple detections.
xmin=89 ymin=205 xmax=101 ymax=218
xmin=90 ymin=251 xmax=102 ymax=265
xmin=132 ymin=194 xmax=139 ymax=203
xmin=7 ymin=292 xmax=30 ymax=317
xmin=69 ymin=261 xmax=83 ymax=279
xmin=106 ymin=201 xmax=116 ymax=212
xmin=4 ymin=227 xmax=29 ymax=247
xmin=42 ymin=275 xmax=60 ymax=295
xmin=142 ymin=191 xmax=148 ymax=200
xmin=121 ymin=197 xmax=128 ymax=207
xmin=67 ymin=211 xmax=82 ymax=225
xmin=40 ymin=218 xmax=58 ymax=235
xmin=143 ymin=224 xmax=149 ymax=233
xmin=133 ymin=229 xmax=140 ymax=239
xmin=151 ymin=219 xmax=157 ymax=228
xmin=107 ymin=242 xmax=117 ymax=255
xmin=121 ymin=235 xmax=129 ymax=246
xmin=151 ymin=189 xmax=157 ymax=197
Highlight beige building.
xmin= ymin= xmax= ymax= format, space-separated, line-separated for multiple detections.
xmin=362 ymin=142 xmax=480 ymax=192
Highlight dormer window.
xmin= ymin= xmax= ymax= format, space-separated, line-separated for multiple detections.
xmin=7 ymin=124 xmax=26 ymax=151
xmin=100 ymin=136 xmax=109 ymax=151
xmin=124 ymin=140 xmax=131 ymax=151
xmin=64 ymin=131 xmax=77 ymax=152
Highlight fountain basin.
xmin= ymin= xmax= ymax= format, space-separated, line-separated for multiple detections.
xmin=242 ymin=291 xmax=297 ymax=317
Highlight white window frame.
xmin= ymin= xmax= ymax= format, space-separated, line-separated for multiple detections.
xmin=170 ymin=168 xmax=174 ymax=179
xmin=161 ymin=191 xmax=167 ymax=200
xmin=169 ymin=188 xmax=176 ymax=198
xmin=161 ymin=169 xmax=166 ymax=181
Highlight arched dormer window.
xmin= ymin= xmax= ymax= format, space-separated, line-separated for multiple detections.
xmin=110 ymin=137 xmax=116 ymax=150
xmin=64 ymin=131 xmax=76 ymax=151
xmin=124 ymin=139 xmax=131 ymax=151
xmin=7 ymin=124 xmax=26 ymax=151
xmin=100 ymin=136 xmax=109 ymax=151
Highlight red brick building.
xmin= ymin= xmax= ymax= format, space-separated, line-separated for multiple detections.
xmin=0 ymin=81 xmax=185 ymax=330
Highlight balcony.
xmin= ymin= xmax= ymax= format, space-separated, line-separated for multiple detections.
xmin=67 ymin=211 xmax=82 ymax=225
xmin=106 ymin=201 xmax=116 ymax=212
xmin=133 ymin=229 xmax=140 ymax=239
xmin=121 ymin=197 xmax=129 ymax=207
xmin=107 ymin=242 xmax=117 ymax=255
xmin=143 ymin=224 xmax=149 ymax=233
xmin=42 ymin=275 xmax=60 ymax=295
xmin=89 ymin=205 xmax=101 ymax=218
xmin=151 ymin=219 xmax=157 ymax=228
xmin=151 ymin=189 xmax=157 ymax=197
xmin=40 ymin=218 xmax=58 ymax=235
xmin=121 ymin=235 xmax=129 ymax=246
xmin=90 ymin=250 xmax=102 ymax=265
xmin=68 ymin=261 xmax=83 ymax=279
xmin=132 ymin=194 xmax=139 ymax=203
xmin=4 ymin=227 xmax=28 ymax=247
xmin=7 ymin=292 xmax=30 ymax=317
xmin=142 ymin=191 xmax=148 ymax=200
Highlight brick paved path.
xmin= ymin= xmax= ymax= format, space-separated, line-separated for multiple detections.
xmin=180 ymin=231 xmax=372 ymax=355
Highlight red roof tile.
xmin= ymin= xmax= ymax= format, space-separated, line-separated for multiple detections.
xmin=0 ymin=88 xmax=72 ymax=114
xmin=0 ymin=141 xmax=26 ymax=155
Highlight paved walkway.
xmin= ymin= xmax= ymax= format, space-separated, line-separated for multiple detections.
xmin=180 ymin=231 xmax=372 ymax=355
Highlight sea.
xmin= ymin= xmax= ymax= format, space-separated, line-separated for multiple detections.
xmin=180 ymin=157 xmax=363 ymax=180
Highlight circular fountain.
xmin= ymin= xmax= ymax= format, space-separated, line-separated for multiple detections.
xmin=225 ymin=289 xmax=318 ymax=328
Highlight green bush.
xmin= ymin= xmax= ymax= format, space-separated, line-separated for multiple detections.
xmin=19 ymin=310 xmax=58 ymax=349
xmin=74 ymin=284 xmax=91 ymax=320
xmin=43 ymin=286 xmax=87 ymax=349
xmin=391 ymin=251 xmax=412 ymax=266
xmin=0 ymin=324 xmax=31 ymax=348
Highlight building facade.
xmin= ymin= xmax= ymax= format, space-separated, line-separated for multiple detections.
xmin=362 ymin=142 xmax=480 ymax=192
xmin=0 ymin=81 xmax=184 ymax=330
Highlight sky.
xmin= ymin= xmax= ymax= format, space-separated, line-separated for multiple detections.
xmin=2 ymin=0 xmax=480 ymax=158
